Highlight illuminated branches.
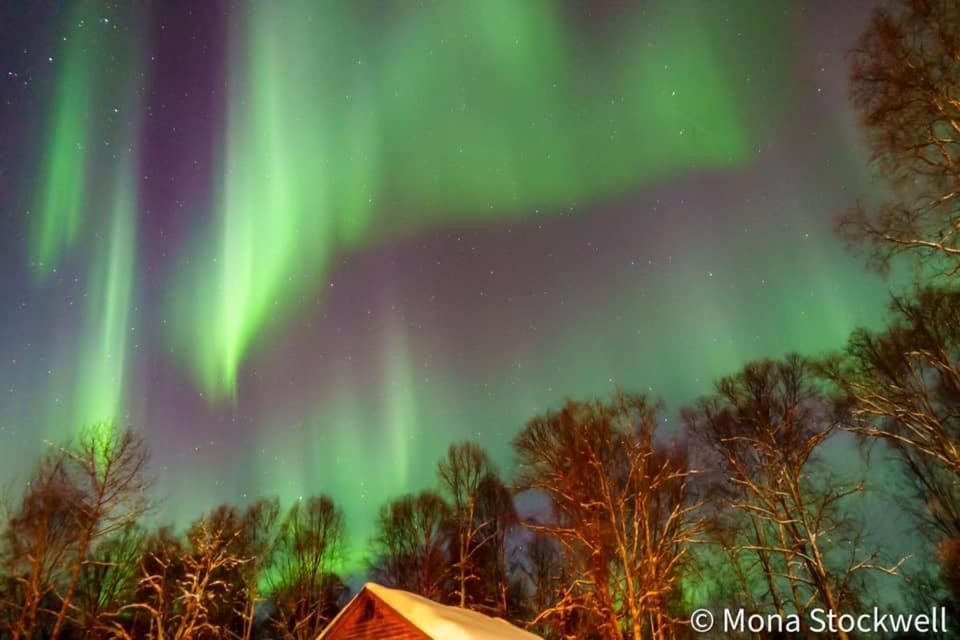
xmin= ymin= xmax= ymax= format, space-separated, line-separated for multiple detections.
xmin=513 ymin=391 xmax=703 ymax=640
xmin=841 ymin=0 xmax=960 ymax=276
xmin=49 ymin=429 xmax=150 ymax=640
xmin=437 ymin=442 xmax=517 ymax=613
xmin=824 ymin=288 xmax=960 ymax=612
xmin=115 ymin=520 xmax=250 ymax=640
xmin=1 ymin=453 xmax=81 ymax=640
xmin=837 ymin=0 xmax=960 ymax=621
xmin=686 ymin=356 xmax=905 ymax=640
xmin=825 ymin=289 xmax=960 ymax=475
xmin=0 ymin=428 xmax=149 ymax=640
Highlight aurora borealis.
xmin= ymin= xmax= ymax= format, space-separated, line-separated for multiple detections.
xmin=1 ymin=1 xmax=898 ymax=569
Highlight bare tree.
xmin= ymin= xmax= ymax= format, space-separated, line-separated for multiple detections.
xmin=824 ymin=288 xmax=960 ymax=474
xmin=686 ymin=356 xmax=905 ymax=640
xmin=121 ymin=527 xmax=182 ymax=638
xmin=73 ymin=524 xmax=144 ymax=637
xmin=823 ymin=287 xmax=960 ymax=614
xmin=49 ymin=428 xmax=150 ymax=640
xmin=513 ymin=391 xmax=702 ymax=640
xmin=233 ymin=499 xmax=280 ymax=640
xmin=167 ymin=501 xmax=280 ymax=640
xmin=268 ymin=496 xmax=346 ymax=640
xmin=1 ymin=452 xmax=82 ymax=640
xmin=437 ymin=442 xmax=517 ymax=612
xmin=513 ymin=532 xmax=585 ymax=639
xmin=893 ymin=444 xmax=960 ymax=622
xmin=112 ymin=519 xmax=249 ymax=640
xmin=185 ymin=506 xmax=249 ymax=637
xmin=837 ymin=1 xmax=960 ymax=607
xmin=369 ymin=490 xmax=451 ymax=602
xmin=840 ymin=0 xmax=960 ymax=277
xmin=473 ymin=472 xmax=519 ymax=618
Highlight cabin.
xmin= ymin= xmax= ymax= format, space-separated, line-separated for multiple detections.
xmin=317 ymin=582 xmax=542 ymax=640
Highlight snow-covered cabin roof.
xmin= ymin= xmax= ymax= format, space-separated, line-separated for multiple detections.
xmin=317 ymin=582 xmax=542 ymax=640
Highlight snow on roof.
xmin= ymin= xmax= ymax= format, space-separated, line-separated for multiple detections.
xmin=318 ymin=582 xmax=542 ymax=640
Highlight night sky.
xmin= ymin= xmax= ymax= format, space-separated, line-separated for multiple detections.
xmin=0 ymin=1 xmax=899 ymax=567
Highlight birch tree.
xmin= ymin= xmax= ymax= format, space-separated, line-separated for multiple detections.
xmin=841 ymin=0 xmax=960 ymax=277
xmin=513 ymin=391 xmax=702 ymax=640
xmin=686 ymin=356 xmax=904 ymax=640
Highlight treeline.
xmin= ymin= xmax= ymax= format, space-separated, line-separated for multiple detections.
xmin=4 ymin=307 xmax=960 ymax=640
xmin=5 ymin=0 xmax=960 ymax=638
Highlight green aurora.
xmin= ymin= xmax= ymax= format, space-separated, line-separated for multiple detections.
xmin=168 ymin=1 xmax=786 ymax=399
xmin=2 ymin=1 xmax=902 ymax=571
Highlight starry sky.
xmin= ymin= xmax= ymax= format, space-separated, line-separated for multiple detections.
xmin=0 ymin=1 xmax=899 ymax=567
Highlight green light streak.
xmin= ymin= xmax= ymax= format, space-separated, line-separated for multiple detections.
xmin=170 ymin=0 xmax=788 ymax=399
xmin=170 ymin=2 xmax=374 ymax=396
xmin=26 ymin=4 xmax=145 ymax=435
xmin=74 ymin=167 xmax=136 ymax=435
xmin=30 ymin=8 xmax=94 ymax=276
xmin=383 ymin=322 xmax=415 ymax=490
